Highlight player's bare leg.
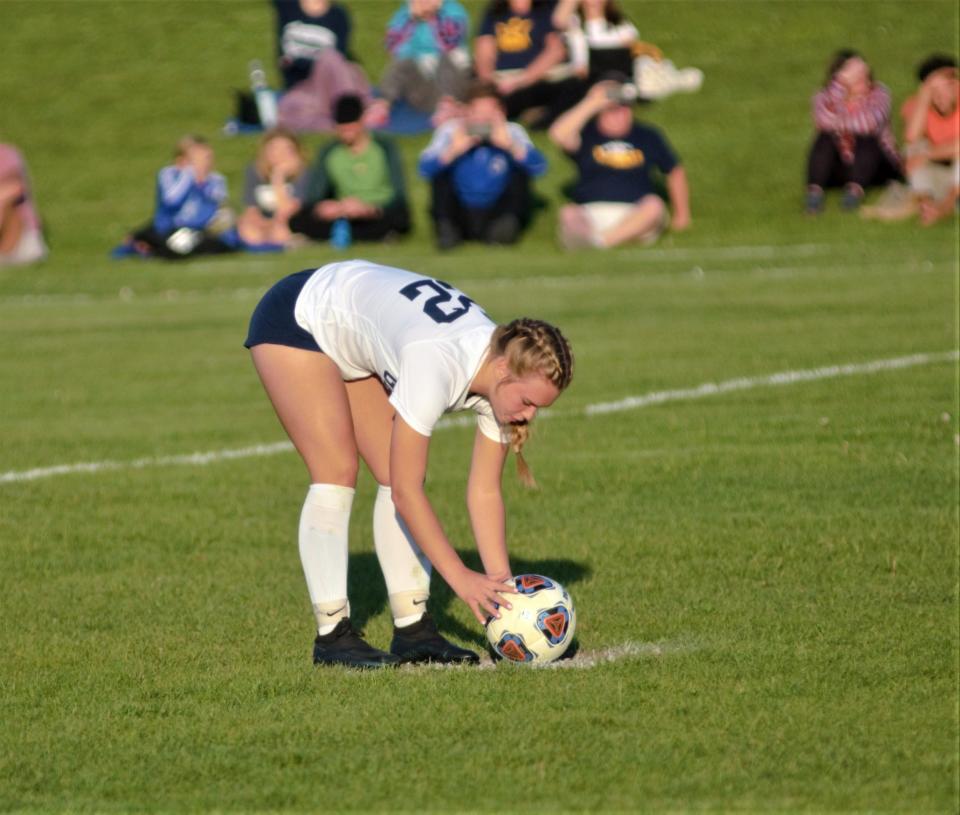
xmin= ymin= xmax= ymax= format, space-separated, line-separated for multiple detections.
xmin=251 ymin=344 xmax=358 ymax=485
xmin=250 ymin=344 xmax=399 ymax=668
xmin=346 ymin=376 xmax=480 ymax=665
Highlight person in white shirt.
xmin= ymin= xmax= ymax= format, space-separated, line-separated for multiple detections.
xmin=244 ymin=259 xmax=574 ymax=668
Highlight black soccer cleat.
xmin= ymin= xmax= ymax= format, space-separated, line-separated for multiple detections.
xmin=312 ymin=618 xmax=401 ymax=669
xmin=390 ymin=612 xmax=480 ymax=665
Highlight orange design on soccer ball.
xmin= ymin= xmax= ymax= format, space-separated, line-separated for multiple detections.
xmin=541 ymin=611 xmax=568 ymax=640
xmin=500 ymin=639 xmax=529 ymax=661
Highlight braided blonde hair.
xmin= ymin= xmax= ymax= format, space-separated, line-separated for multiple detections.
xmin=488 ymin=318 xmax=574 ymax=488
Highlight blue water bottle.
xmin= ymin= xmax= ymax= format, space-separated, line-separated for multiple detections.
xmin=330 ymin=218 xmax=352 ymax=250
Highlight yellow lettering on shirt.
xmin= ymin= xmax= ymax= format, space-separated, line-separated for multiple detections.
xmin=495 ymin=18 xmax=533 ymax=53
xmin=592 ymin=142 xmax=645 ymax=169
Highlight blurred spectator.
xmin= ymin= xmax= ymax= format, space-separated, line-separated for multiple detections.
xmin=805 ymin=50 xmax=902 ymax=214
xmin=273 ymin=0 xmax=352 ymax=88
xmin=124 ymin=136 xmax=238 ymax=260
xmin=238 ymin=128 xmax=310 ymax=247
xmin=553 ymin=0 xmax=634 ymax=81
xmin=552 ymin=0 xmax=702 ymax=100
xmin=548 ymin=74 xmax=689 ymax=249
xmin=289 ymin=94 xmax=412 ymax=242
xmin=418 ymin=80 xmax=547 ymax=249
xmin=0 ymin=143 xmax=47 ymax=267
xmin=366 ymin=0 xmax=472 ymax=128
xmin=474 ymin=0 xmax=582 ymax=127
xmin=903 ymin=55 xmax=959 ymax=225
xmin=273 ymin=0 xmax=372 ymax=132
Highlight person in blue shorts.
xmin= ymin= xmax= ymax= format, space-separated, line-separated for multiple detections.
xmin=244 ymin=259 xmax=574 ymax=668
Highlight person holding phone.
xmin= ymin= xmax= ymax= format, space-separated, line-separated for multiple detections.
xmin=417 ymin=79 xmax=547 ymax=249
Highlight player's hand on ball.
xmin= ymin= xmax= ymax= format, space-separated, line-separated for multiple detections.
xmin=452 ymin=567 xmax=516 ymax=624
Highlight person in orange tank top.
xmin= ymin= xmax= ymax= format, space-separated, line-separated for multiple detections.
xmin=901 ymin=55 xmax=959 ymax=225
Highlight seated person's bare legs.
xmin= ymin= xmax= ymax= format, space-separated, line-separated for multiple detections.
xmin=919 ymin=185 xmax=959 ymax=225
xmin=238 ymin=208 xmax=270 ymax=246
xmin=598 ymin=195 xmax=666 ymax=247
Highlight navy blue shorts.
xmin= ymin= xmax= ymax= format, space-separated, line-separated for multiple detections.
xmin=244 ymin=270 xmax=322 ymax=352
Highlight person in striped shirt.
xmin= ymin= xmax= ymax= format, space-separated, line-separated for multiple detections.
xmin=805 ymin=50 xmax=902 ymax=214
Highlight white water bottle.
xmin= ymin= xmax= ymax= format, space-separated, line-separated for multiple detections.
xmin=249 ymin=60 xmax=278 ymax=128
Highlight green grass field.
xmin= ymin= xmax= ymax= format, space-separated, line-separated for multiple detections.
xmin=1 ymin=1 xmax=958 ymax=811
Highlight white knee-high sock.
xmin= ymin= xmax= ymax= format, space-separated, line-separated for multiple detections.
xmin=373 ymin=484 xmax=432 ymax=626
xmin=299 ymin=483 xmax=355 ymax=635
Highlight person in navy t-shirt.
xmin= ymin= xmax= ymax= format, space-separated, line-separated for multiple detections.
xmin=272 ymin=0 xmax=352 ymax=89
xmin=549 ymin=73 xmax=691 ymax=249
xmin=272 ymin=0 xmax=373 ymax=132
xmin=474 ymin=0 xmax=582 ymax=127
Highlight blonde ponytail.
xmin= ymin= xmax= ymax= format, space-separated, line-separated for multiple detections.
xmin=488 ymin=319 xmax=574 ymax=488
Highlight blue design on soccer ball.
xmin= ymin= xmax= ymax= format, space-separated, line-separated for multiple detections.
xmin=536 ymin=605 xmax=571 ymax=645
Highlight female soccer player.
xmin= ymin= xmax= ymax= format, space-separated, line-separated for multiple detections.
xmin=245 ymin=259 xmax=574 ymax=668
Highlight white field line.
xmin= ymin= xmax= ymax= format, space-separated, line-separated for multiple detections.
xmin=612 ymin=242 xmax=829 ymax=262
xmin=2 ymin=350 xmax=956 ymax=486
xmin=0 ymin=442 xmax=294 ymax=485
xmin=406 ymin=639 xmax=695 ymax=671
xmin=3 ymin=246 xmax=952 ymax=309
xmin=585 ymin=350 xmax=959 ymax=416
xmin=0 ymin=243 xmax=842 ymax=308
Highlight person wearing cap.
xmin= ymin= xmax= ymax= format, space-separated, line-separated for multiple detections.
xmin=548 ymin=73 xmax=689 ymax=249
xmin=417 ymin=79 xmax=547 ymax=249
xmin=289 ymin=94 xmax=412 ymax=242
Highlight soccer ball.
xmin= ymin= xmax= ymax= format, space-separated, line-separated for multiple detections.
xmin=485 ymin=574 xmax=577 ymax=664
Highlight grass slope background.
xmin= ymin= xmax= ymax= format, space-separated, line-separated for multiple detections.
xmin=1 ymin=1 xmax=958 ymax=812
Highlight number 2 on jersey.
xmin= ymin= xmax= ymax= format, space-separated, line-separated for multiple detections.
xmin=400 ymin=278 xmax=475 ymax=323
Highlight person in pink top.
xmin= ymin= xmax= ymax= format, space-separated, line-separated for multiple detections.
xmin=0 ymin=144 xmax=47 ymax=266
xmin=804 ymin=50 xmax=902 ymax=214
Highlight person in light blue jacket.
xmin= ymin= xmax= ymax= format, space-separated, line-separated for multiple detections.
xmin=367 ymin=0 xmax=472 ymax=127
xmin=418 ymin=80 xmax=547 ymax=249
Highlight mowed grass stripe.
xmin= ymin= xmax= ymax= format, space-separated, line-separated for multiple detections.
xmin=0 ymin=241 xmax=952 ymax=308
xmin=4 ymin=349 xmax=954 ymax=484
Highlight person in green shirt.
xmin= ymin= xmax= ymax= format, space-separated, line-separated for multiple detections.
xmin=289 ymin=95 xmax=412 ymax=241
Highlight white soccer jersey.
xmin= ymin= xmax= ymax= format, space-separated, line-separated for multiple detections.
xmin=295 ymin=260 xmax=505 ymax=442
